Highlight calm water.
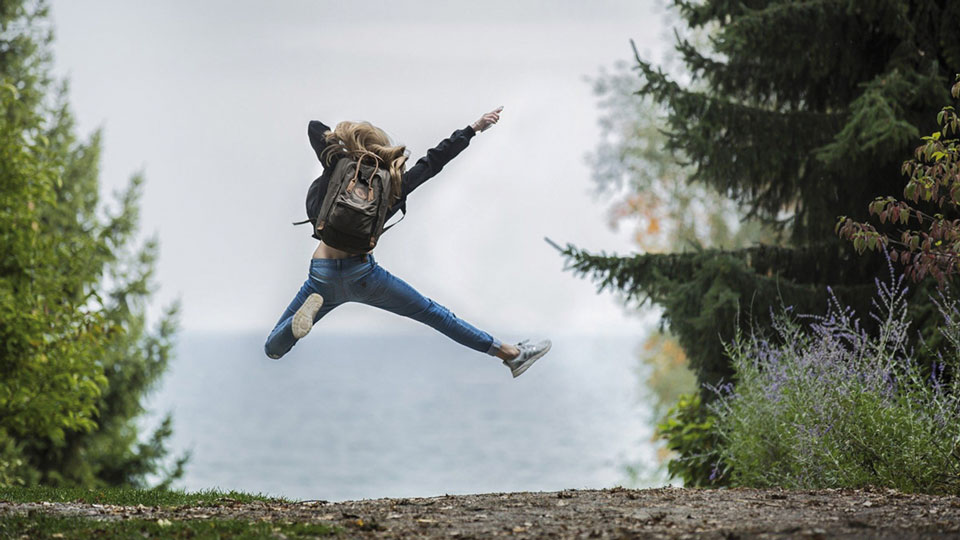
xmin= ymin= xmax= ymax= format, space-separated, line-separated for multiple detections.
xmin=143 ymin=331 xmax=658 ymax=501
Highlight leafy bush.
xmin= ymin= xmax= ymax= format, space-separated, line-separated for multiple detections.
xmin=0 ymin=430 xmax=34 ymax=488
xmin=710 ymin=264 xmax=960 ymax=494
xmin=656 ymin=393 xmax=728 ymax=487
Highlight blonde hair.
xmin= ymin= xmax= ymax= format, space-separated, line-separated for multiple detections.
xmin=320 ymin=121 xmax=409 ymax=205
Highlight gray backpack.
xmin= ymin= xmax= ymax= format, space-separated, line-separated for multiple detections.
xmin=306 ymin=153 xmax=398 ymax=253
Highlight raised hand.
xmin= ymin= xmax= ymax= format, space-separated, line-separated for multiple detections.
xmin=471 ymin=106 xmax=504 ymax=133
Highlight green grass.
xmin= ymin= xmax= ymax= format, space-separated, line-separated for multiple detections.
xmin=0 ymin=487 xmax=339 ymax=538
xmin=0 ymin=487 xmax=340 ymax=539
xmin=0 ymin=486 xmax=286 ymax=507
xmin=0 ymin=514 xmax=338 ymax=539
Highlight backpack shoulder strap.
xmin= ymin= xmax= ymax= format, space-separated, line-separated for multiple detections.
xmin=382 ymin=205 xmax=405 ymax=233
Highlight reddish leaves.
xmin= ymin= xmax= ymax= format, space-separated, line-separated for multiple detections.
xmin=837 ymin=78 xmax=960 ymax=285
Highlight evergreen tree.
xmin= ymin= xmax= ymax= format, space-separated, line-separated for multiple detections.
xmin=0 ymin=0 xmax=184 ymax=487
xmin=559 ymin=0 xmax=960 ymax=392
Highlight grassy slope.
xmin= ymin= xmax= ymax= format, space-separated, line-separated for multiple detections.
xmin=0 ymin=514 xmax=337 ymax=539
xmin=0 ymin=487 xmax=339 ymax=538
xmin=0 ymin=486 xmax=284 ymax=506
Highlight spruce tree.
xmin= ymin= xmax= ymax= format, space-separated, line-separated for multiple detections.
xmin=559 ymin=0 xmax=960 ymax=392
xmin=0 ymin=0 xmax=184 ymax=487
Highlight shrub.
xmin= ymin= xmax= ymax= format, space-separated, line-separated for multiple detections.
xmin=656 ymin=392 xmax=728 ymax=487
xmin=0 ymin=430 xmax=34 ymax=488
xmin=710 ymin=263 xmax=960 ymax=493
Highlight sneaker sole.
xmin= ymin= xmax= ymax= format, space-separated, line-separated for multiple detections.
xmin=512 ymin=341 xmax=552 ymax=378
xmin=292 ymin=293 xmax=324 ymax=339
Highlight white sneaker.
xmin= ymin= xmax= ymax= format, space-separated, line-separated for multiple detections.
xmin=292 ymin=293 xmax=324 ymax=339
xmin=503 ymin=338 xmax=552 ymax=378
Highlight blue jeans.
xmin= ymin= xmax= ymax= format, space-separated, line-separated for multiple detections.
xmin=264 ymin=254 xmax=502 ymax=359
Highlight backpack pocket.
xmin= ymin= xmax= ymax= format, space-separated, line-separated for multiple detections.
xmin=330 ymin=199 xmax=377 ymax=232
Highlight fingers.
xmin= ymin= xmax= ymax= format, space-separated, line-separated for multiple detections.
xmin=475 ymin=106 xmax=504 ymax=132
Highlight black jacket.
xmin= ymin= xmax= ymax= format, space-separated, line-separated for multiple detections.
xmin=307 ymin=120 xmax=477 ymax=221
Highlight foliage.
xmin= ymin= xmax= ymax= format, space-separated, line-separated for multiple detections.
xmin=0 ymin=0 xmax=183 ymax=487
xmin=710 ymin=265 xmax=960 ymax=494
xmin=655 ymin=392 xmax=727 ymax=487
xmin=634 ymin=331 xmax=698 ymax=421
xmin=0 ymin=430 xmax=31 ymax=488
xmin=587 ymin=64 xmax=766 ymax=254
xmin=587 ymin=40 xmax=777 ymax=486
xmin=562 ymin=0 xmax=960 ymax=397
xmin=838 ymin=77 xmax=960 ymax=284
xmin=0 ymin=0 xmax=105 ymax=482
xmin=555 ymin=240 xmax=870 ymax=388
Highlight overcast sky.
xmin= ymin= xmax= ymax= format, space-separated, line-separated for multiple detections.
xmin=48 ymin=1 xmax=669 ymax=339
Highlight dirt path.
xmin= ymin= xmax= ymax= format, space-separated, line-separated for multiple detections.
xmin=3 ymin=487 xmax=960 ymax=538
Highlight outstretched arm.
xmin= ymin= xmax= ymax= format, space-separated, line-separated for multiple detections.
xmin=400 ymin=106 xmax=503 ymax=199
xmin=307 ymin=120 xmax=337 ymax=168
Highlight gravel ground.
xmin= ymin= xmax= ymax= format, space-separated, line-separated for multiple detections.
xmin=3 ymin=487 xmax=960 ymax=538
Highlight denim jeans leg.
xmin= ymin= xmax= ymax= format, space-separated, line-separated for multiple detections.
xmin=361 ymin=264 xmax=499 ymax=355
xmin=264 ymin=277 xmax=338 ymax=359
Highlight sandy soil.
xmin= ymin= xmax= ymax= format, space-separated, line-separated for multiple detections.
xmin=3 ymin=487 xmax=960 ymax=538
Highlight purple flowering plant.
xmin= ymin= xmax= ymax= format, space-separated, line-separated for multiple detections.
xmin=709 ymin=259 xmax=960 ymax=493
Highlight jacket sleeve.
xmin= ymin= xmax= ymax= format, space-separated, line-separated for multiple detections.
xmin=308 ymin=120 xmax=338 ymax=168
xmin=399 ymin=124 xmax=476 ymax=200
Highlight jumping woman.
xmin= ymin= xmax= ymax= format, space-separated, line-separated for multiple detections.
xmin=263 ymin=106 xmax=552 ymax=377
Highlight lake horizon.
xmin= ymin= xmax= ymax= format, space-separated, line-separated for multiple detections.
xmin=142 ymin=330 xmax=665 ymax=501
